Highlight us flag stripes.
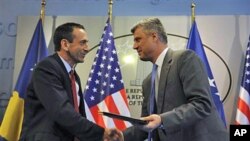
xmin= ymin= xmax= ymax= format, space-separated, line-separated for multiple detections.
xmin=84 ymin=19 xmax=131 ymax=130
xmin=235 ymin=35 xmax=250 ymax=125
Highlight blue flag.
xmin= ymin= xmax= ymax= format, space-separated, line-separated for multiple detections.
xmin=0 ymin=18 xmax=48 ymax=141
xmin=186 ymin=21 xmax=226 ymax=126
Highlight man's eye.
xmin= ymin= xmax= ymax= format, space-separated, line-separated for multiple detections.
xmin=135 ymin=39 xmax=140 ymax=43
xmin=80 ymin=41 xmax=88 ymax=45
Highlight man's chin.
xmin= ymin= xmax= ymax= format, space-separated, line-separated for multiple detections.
xmin=138 ymin=54 xmax=147 ymax=60
xmin=77 ymin=59 xmax=84 ymax=63
xmin=140 ymin=57 xmax=149 ymax=62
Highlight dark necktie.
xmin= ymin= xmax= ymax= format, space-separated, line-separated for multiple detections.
xmin=148 ymin=64 xmax=158 ymax=141
xmin=70 ymin=70 xmax=79 ymax=113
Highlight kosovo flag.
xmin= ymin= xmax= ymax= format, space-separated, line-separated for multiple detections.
xmin=187 ymin=21 xmax=227 ymax=126
xmin=0 ymin=18 xmax=48 ymax=141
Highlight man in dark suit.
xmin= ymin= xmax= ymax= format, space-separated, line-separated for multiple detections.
xmin=19 ymin=22 xmax=122 ymax=141
xmin=123 ymin=18 xmax=229 ymax=141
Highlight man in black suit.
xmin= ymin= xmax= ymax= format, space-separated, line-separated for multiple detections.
xmin=19 ymin=22 xmax=122 ymax=141
xmin=123 ymin=18 xmax=229 ymax=141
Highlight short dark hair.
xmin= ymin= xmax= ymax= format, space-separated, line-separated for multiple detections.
xmin=131 ymin=18 xmax=168 ymax=44
xmin=53 ymin=22 xmax=85 ymax=51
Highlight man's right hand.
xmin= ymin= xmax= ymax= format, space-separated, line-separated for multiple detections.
xmin=103 ymin=128 xmax=124 ymax=141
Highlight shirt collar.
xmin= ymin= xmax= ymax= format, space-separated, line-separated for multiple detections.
xmin=58 ymin=54 xmax=73 ymax=73
xmin=155 ymin=47 xmax=169 ymax=67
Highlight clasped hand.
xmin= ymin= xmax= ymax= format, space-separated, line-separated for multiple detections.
xmin=103 ymin=128 xmax=124 ymax=141
xmin=102 ymin=114 xmax=161 ymax=141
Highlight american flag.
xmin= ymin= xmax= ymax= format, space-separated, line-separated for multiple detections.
xmin=235 ymin=35 xmax=250 ymax=125
xmin=84 ymin=19 xmax=131 ymax=130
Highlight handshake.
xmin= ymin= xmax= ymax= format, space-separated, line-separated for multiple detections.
xmin=101 ymin=113 xmax=163 ymax=141
xmin=102 ymin=114 xmax=163 ymax=141
xmin=103 ymin=128 xmax=124 ymax=141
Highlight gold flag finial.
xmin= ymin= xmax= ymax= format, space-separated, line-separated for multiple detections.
xmin=108 ymin=0 xmax=113 ymax=23
xmin=191 ymin=2 xmax=196 ymax=23
xmin=40 ymin=0 xmax=46 ymax=25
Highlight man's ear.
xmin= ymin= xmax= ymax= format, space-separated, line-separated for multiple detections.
xmin=151 ymin=32 xmax=158 ymax=41
xmin=61 ymin=39 xmax=69 ymax=51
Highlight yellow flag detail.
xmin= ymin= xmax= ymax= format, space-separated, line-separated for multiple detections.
xmin=0 ymin=91 xmax=24 ymax=141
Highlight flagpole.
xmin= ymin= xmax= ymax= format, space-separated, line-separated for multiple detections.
xmin=40 ymin=0 xmax=46 ymax=26
xmin=191 ymin=2 xmax=196 ymax=23
xmin=108 ymin=0 xmax=113 ymax=23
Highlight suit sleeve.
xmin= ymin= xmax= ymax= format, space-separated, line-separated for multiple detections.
xmin=32 ymin=60 xmax=104 ymax=141
xmin=160 ymin=50 xmax=213 ymax=131
xmin=123 ymin=75 xmax=151 ymax=141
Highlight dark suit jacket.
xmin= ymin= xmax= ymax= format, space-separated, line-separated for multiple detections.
xmin=124 ymin=49 xmax=229 ymax=141
xmin=19 ymin=54 xmax=104 ymax=141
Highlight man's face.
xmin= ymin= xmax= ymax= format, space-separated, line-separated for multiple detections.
xmin=132 ymin=27 xmax=156 ymax=62
xmin=67 ymin=28 xmax=89 ymax=64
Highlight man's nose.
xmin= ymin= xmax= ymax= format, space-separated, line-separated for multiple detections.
xmin=133 ymin=43 xmax=138 ymax=49
xmin=84 ymin=44 xmax=90 ymax=52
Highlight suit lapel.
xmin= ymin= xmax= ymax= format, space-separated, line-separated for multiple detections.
xmin=53 ymin=54 xmax=85 ymax=115
xmin=75 ymin=72 xmax=86 ymax=117
xmin=157 ymin=49 xmax=173 ymax=113
xmin=53 ymin=54 xmax=73 ymax=98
